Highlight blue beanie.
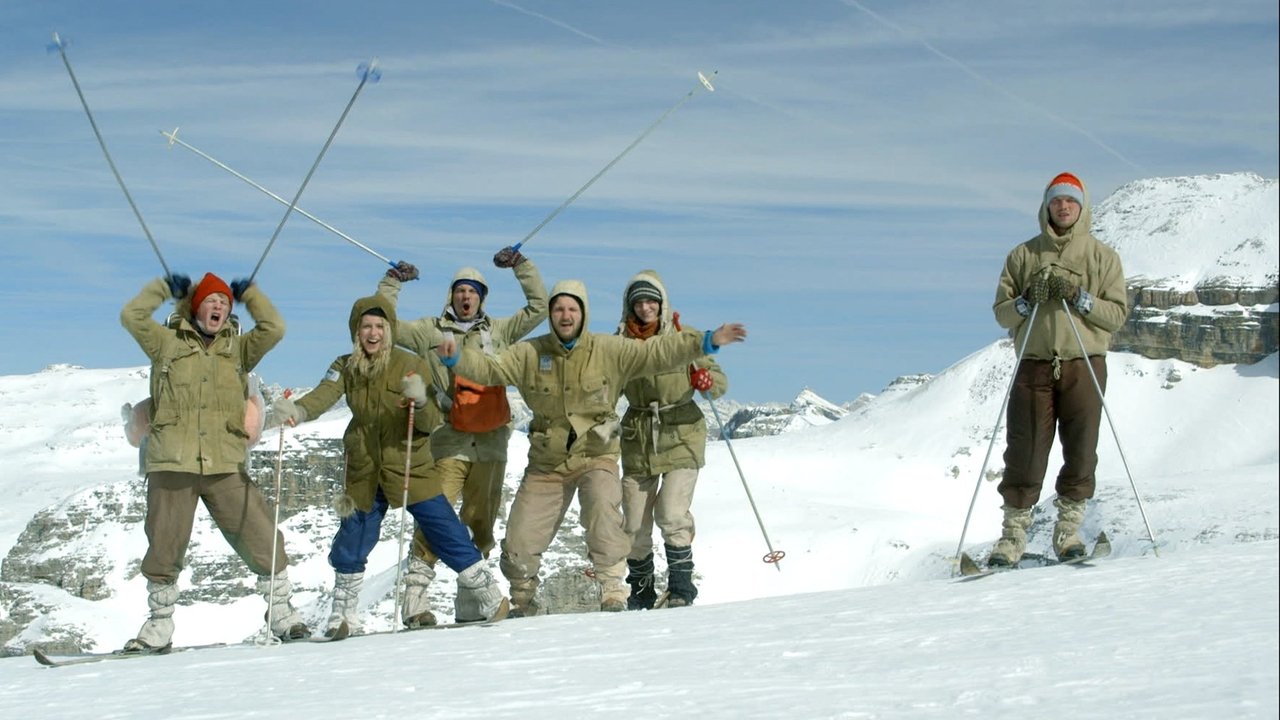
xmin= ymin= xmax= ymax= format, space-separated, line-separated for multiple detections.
xmin=452 ymin=278 xmax=487 ymax=299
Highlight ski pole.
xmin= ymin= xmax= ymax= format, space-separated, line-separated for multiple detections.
xmin=48 ymin=32 xmax=172 ymax=278
xmin=246 ymin=60 xmax=381 ymax=284
xmin=257 ymin=388 xmax=292 ymax=647
xmin=510 ymin=71 xmax=716 ymax=253
xmin=705 ymin=394 xmax=785 ymax=570
xmin=1061 ymin=299 xmax=1160 ymax=556
xmin=953 ymin=302 xmax=1041 ymax=570
xmin=160 ymin=128 xmax=396 ymax=268
xmin=392 ymin=398 xmax=415 ymax=631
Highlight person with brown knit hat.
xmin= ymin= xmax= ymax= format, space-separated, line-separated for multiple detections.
xmin=120 ymin=271 xmax=309 ymax=651
xmin=989 ymin=171 xmax=1128 ymax=567
xmin=435 ymin=279 xmax=746 ymax=616
xmin=616 ymin=270 xmax=727 ymax=609
xmin=269 ymin=294 xmax=508 ymax=637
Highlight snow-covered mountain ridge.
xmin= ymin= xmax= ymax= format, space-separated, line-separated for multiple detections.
xmin=1096 ymin=172 xmax=1278 ymax=366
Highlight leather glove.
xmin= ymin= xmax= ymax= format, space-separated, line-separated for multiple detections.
xmin=230 ymin=278 xmax=252 ymax=302
xmin=492 ymin=246 xmax=527 ymax=269
xmin=401 ymin=373 xmax=428 ymax=408
xmin=268 ymin=396 xmax=306 ymax=428
xmin=386 ymin=261 xmax=419 ymax=282
xmin=690 ymin=367 xmax=714 ymax=392
xmin=165 ymin=274 xmax=191 ymax=300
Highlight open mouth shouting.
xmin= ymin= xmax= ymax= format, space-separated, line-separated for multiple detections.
xmin=195 ymin=293 xmax=231 ymax=335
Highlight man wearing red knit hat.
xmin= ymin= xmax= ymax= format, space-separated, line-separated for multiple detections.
xmin=988 ymin=172 xmax=1129 ymax=568
xmin=119 ymin=271 xmax=310 ymax=651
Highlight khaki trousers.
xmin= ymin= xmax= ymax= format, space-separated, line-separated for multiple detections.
xmin=622 ymin=467 xmax=698 ymax=559
xmin=141 ymin=470 xmax=289 ymax=583
xmin=499 ymin=458 xmax=629 ymax=588
xmin=999 ymin=356 xmax=1107 ymax=509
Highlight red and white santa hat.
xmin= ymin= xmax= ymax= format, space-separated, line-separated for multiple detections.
xmin=1043 ymin=172 xmax=1085 ymax=207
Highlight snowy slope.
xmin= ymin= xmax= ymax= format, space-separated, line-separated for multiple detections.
xmin=0 ymin=541 xmax=1274 ymax=719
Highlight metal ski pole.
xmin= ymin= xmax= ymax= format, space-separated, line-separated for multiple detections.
xmin=257 ymin=389 xmax=292 ymax=647
xmin=953 ymin=302 xmax=1041 ymax=569
xmin=392 ymin=399 xmax=415 ymax=631
xmin=246 ymin=60 xmax=381 ymax=284
xmin=704 ymin=394 xmax=785 ymax=570
xmin=1061 ymin=299 xmax=1161 ymax=556
xmin=48 ymin=32 xmax=172 ymax=277
xmin=160 ymin=128 xmax=396 ymax=268
xmin=510 ymin=71 xmax=716 ymax=253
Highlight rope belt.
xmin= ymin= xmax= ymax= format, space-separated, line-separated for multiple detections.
xmin=645 ymin=398 xmax=694 ymax=449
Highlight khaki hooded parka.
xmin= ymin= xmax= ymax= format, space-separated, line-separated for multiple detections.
xmin=294 ymin=295 xmax=442 ymax=512
xmin=450 ymin=279 xmax=713 ymax=475
xmin=378 ymin=260 xmax=547 ymax=462
xmin=616 ymin=270 xmax=727 ymax=477
xmin=121 ymin=278 xmax=282 ymax=476
xmin=993 ymin=177 xmax=1128 ymax=358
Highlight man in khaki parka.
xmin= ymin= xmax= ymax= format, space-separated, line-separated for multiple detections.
xmin=990 ymin=171 xmax=1128 ymax=567
xmin=120 ymin=272 xmax=309 ymax=650
xmin=270 ymin=294 xmax=507 ymax=636
xmin=616 ymin=270 xmax=727 ymax=609
xmin=437 ymin=279 xmax=746 ymax=615
xmin=377 ymin=246 xmax=546 ymax=622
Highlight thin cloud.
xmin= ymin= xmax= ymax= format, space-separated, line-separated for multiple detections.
xmin=835 ymin=0 xmax=1146 ymax=172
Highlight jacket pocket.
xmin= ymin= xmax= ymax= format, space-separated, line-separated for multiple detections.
xmin=146 ymin=407 xmax=184 ymax=465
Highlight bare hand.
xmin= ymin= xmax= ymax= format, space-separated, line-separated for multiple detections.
xmin=435 ymin=336 xmax=457 ymax=358
xmin=711 ymin=323 xmax=747 ymax=347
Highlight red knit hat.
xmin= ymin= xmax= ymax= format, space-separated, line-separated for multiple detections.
xmin=191 ymin=272 xmax=233 ymax=311
xmin=1044 ymin=172 xmax=1085 ymax=206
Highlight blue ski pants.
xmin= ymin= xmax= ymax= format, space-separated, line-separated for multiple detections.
xmin=329 ymin=489 xmax=481 ymax=574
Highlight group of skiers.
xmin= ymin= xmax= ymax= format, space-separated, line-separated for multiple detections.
xmin=119 ymin=241 xmax=745 ymax=651
xmin=117 ymin=168 xmax=1125 ymax=652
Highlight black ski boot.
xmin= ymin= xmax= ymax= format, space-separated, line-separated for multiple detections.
xmin=626 ymin=554 xmax=657 ymax=610
xmin=664 ymin=544 xmax=698 ymax=608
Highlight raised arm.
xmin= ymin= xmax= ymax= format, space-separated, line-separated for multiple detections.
xmin=120 ymin=277 xmax=179 ymax=362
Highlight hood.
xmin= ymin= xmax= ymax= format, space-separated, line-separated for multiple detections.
xmin=348 ymin=294 xmax=398 ymax=340
xmin=443 ymin=266 xmax=490 ymax=319
xmin=1038 ymin=173 xmax=1094 ymax=241
xmin=617 ymin=269 xmax=674 ymax=336
xmin=548 ymin=278 xmax=589 ymax=339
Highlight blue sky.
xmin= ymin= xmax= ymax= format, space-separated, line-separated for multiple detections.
xmin=1 ymin=1 xmax=1276 ymax=402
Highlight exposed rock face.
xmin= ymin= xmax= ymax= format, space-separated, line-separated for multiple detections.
xmin=1093 ymin=173 xmax=1279 ymax=366
xmin=1111 ymin=284 xmax=1278 ymax=366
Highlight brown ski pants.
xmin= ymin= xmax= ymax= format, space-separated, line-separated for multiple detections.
xmin=140 ymin=470 xmax=289 ymax=584
xmin=998 ymin=356 xmax=1107 ymax=509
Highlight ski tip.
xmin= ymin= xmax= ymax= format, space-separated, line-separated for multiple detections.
xmin=958 ymin=552 xmax=983 ymax=577
xmin=357 ymin=59 xmax=382 ymax=83
xmin=697 ymin=70 xmax=716 ymax=92
xmin=33 ymin=648 xmax=57 ymax=666
xmin=1092 ymin=530 xmax=1113 ymax=558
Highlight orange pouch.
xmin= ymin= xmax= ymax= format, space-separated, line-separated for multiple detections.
xmin=449 ymin=375 xmax=511 ymax=433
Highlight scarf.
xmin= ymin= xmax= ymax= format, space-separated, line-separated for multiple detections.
xmin=625 ymin=316 xmax=659 ymax=340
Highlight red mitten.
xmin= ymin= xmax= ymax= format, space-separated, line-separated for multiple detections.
xmin=689 ymin=367 xmax=713 ymax=392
